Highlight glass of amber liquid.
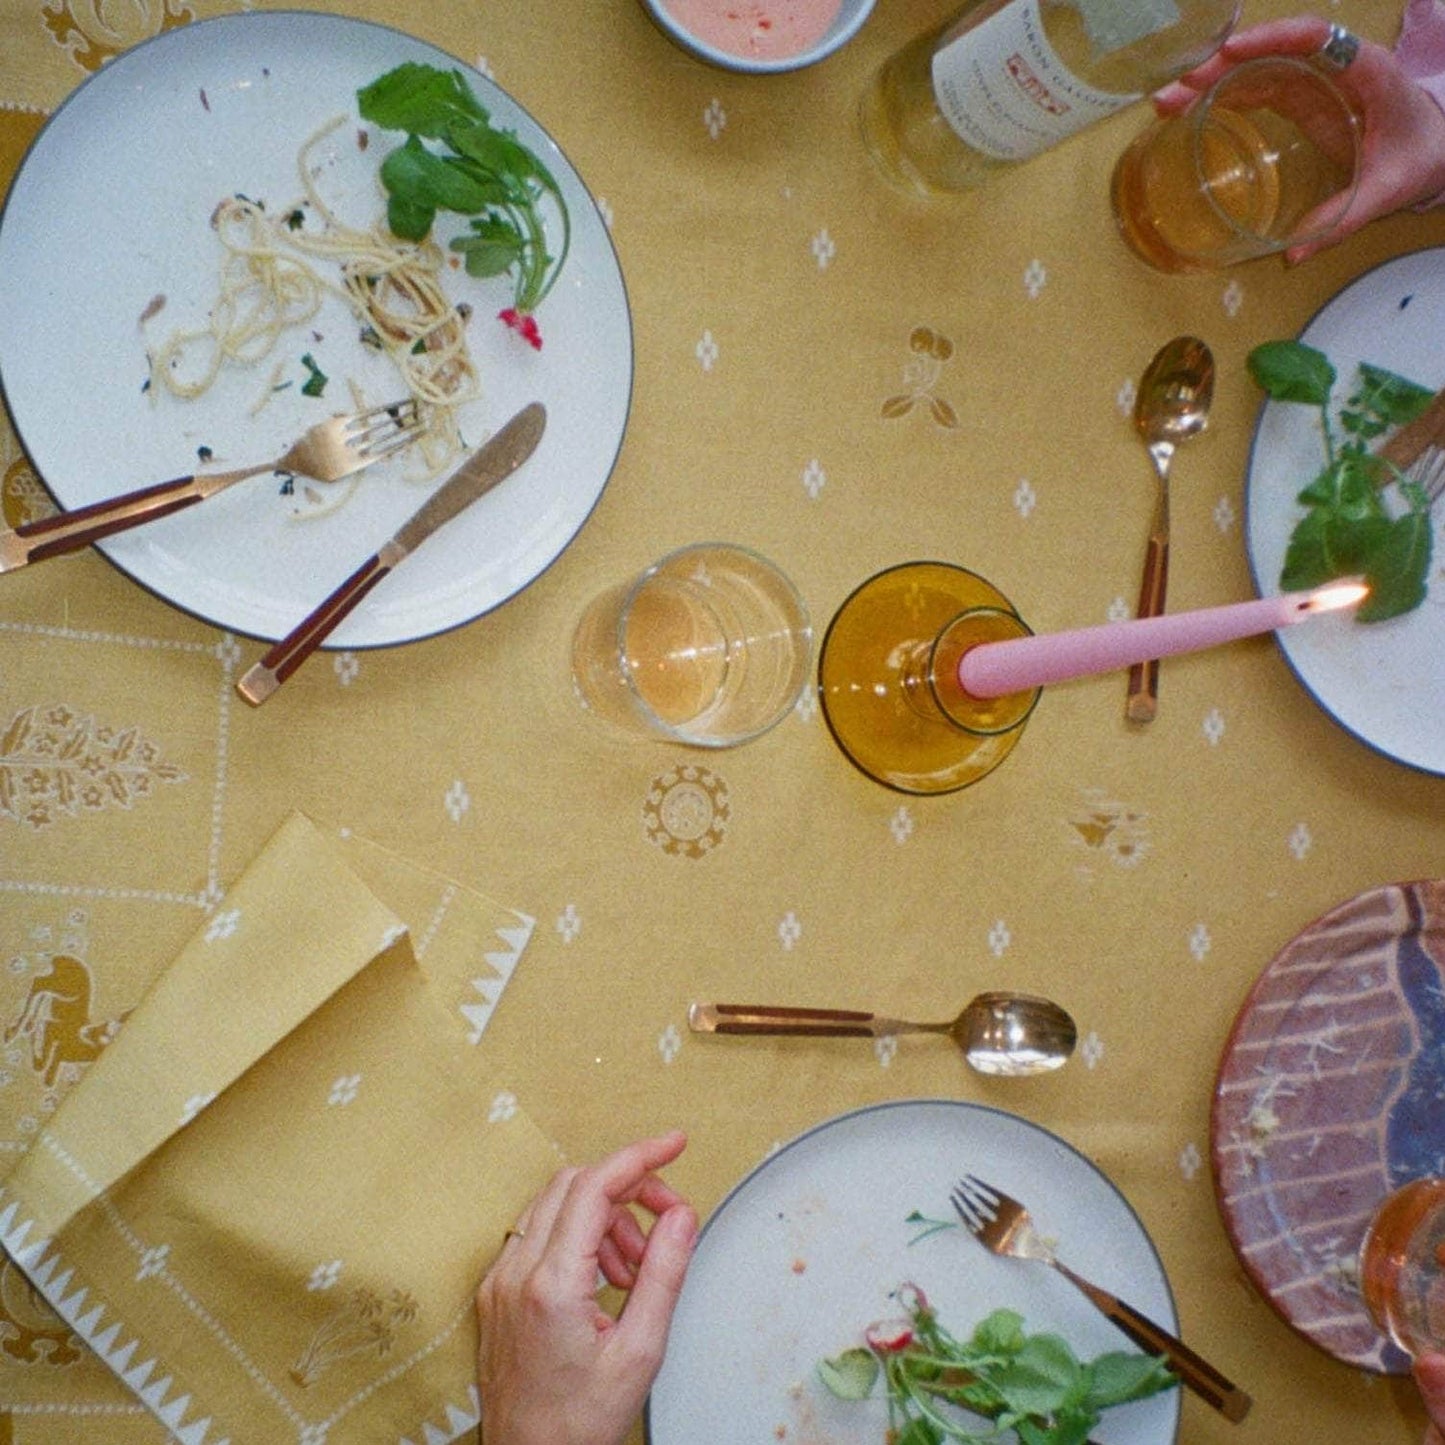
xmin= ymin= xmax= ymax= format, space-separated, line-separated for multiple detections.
xmin=571 ymin=542 xmax=813 ymax=747
xmin=817 ymin=561 xmax=1040 ymax=794
xmin=1111 ymin=56 xmax=1361 ymax=272
xmin=1358 ymin=1178 xmax=1445 ymax=1356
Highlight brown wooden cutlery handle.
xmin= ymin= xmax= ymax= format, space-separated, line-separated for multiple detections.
xmin=0 ymin=474 xmax=205 ymax=569
xmin=1125 ymin=530 xmax=1169 ymax=722
xmin=688 ymin=1003 xmax=878 ymax=1038
xmin=235 ymin=551 xmax=393 ymax=706
xmin=1053 ymin=1260 xmax=1251 ymax=1422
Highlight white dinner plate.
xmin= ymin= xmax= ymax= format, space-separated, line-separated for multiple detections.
xmin=1244 ymin=247 xmax=1445 ymax=775
xmin=0 ymin=11 xmax=631 ymax=646
xmin=646 ymin=1100 xmax=1181 ymax=1445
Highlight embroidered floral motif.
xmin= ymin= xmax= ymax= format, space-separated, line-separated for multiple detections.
xmin=1 ymin=452 xmax=50 ymax=530
xmin=0 ymin=705 xmax=187 ymax=830
xmin=881 ymin=328 xmax=958 ymax=428
xmin=290 ymin=1287 xmax=418 ymax=1387
xmin=0 ymin=1254 xmax=84 ymax=1367
xmin=41 ymin=0 xmax=193 ymax=73
xmin=642 ymin=766 xmax=729 ymax=859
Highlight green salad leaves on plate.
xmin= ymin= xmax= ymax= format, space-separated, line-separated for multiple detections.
xmin=1248 ymin=339 xmax=1437 ymax=622
xmin=818 ymin=1283 xmax=1177 ymax=1445
xmin=357 ymin=62 xmax=570 ymax=344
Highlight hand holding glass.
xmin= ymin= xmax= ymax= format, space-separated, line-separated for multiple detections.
xmin=571 ymin=543 xmax=812 ymax=747
xmin=1359 ymin=1178 xmax=1445 ymax=1357
xmin=1112 ymin=56 xmax=1361 ymax=271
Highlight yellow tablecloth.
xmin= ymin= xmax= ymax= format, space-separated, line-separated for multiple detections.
xmin=2 ymin=1 xmax=1444 ymax=1443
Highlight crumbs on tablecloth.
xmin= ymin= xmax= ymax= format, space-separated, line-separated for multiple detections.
xmin=791 ymin=1258 xmax=807 ymax=1274
xmin=138 ymin=294 xmax=166 ymax=326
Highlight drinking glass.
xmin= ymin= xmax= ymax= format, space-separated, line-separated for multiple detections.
xmin=817 ymin=561 xmax=1040 ymax=794
xmin=571 ymin=542 xmax=812 ymax=747
xmin=1358 ymin=1178 xmax=1445 ymax=1356
xmin=1111 ymin=56 xmax=1362 ymax=272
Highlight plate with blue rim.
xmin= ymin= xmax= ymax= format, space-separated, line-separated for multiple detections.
xmin=0 ymin=10 xmax=631 ymax=647
xmin=646 ymin=1099 xmax=1182 ymax=1444
xmin=1244 ymin=247 xmax=1445 ymax=776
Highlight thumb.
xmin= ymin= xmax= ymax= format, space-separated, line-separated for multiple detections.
xmin=1416 ymin=1352 xmax=1445 ymax=1444
xmin=614 ymin=1203 xmax=697 ymax=1359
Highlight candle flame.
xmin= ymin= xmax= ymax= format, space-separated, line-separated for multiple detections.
xmin=1305 ymin=580 xmax=1369 ymax=615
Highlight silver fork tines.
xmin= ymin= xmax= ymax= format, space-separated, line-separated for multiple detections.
xmin=347 ymin=400 xmax=423 ymax=457
xmin=1406 ymin=443 xmax=1445 ymax=504
xmin=950 ymin=1173 xmax=1048 ymax=1262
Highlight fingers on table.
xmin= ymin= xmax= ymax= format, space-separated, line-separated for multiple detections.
xmin=497 ymin=1133 xmax=690 ymax=1285
xmin=607 ymin=1201 xmax=697 ymax=1354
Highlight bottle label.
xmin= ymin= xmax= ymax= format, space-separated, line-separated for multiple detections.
xmin=931 ymin=0 xmax=1144 ymax=161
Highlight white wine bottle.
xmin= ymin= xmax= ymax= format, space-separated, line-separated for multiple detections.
xmin=860 ymin=0 xmax=1241 ymax=194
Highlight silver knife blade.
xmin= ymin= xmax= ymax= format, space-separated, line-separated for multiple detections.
xmin=391 ymin=401 xmax=546 ymax=558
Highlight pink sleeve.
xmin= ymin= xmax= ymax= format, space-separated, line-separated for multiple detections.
xmin=1397 ymin=0 xmax=1445 ymax=109
xmin=1396 ymin=0 xmax=1445 ymax=207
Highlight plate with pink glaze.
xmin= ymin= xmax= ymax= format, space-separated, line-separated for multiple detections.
xmin=1211 ymin=879 xmax=1445 ymax=1374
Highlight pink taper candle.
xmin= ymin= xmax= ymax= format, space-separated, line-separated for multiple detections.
xmin=957 ymin=582 xmax=1368 ymax=699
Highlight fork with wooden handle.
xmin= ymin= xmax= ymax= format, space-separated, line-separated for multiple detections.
xmin=951 ymin=1173 xmax=1252 ymax=1423
xmin=1379 ymin=384 xmax=1445 ymax=504
xmin=0 ymin=400 xmax=423 ymax=573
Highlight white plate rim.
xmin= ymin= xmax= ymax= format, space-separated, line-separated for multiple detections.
xmin=645 ymin=1097 xmax=1182 ymax=1445
xmin=1243 ymin=245 xmax=1445 ymax=776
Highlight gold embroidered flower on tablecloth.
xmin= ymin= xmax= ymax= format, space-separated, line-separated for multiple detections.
xmin=1 ymin=452 xmax=52 ymax=531
xmin=0 ymin=705 xmax=188 ymax=831
xmin=882 ymin=327 xmax=959 ymax=429
xmin=643 ymin=766 xmax=729 ymax=859
xmin=41 ymin=0 xmax=193 ymax=74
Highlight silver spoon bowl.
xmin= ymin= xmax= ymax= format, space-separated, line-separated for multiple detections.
xmin=688 ymin=990 xmax=1077 ymax=1076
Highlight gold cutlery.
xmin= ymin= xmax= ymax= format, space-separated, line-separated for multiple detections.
xmin=0 ymin=400 xmax=423 ymax=573
xmin=236 ymin=401 xmax=546 ymax=706
xmin=1127 ymin=337 xmax=1214 ymax=723
xmin=950 ymin=1172 xmax=1252 ymax=1422
xmin=1379 ymin=384 xmax=1445 ymax=504
xmin=688 ymin=992 xmax=1077 ymax=1076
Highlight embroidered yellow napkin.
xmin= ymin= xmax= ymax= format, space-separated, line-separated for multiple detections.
xmin=0 ymin=812 xmax=558 ymax=1445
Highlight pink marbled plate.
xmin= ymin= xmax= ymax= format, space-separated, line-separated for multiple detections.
xmin=1211 ymin=880 xmax=1445 ymax=1373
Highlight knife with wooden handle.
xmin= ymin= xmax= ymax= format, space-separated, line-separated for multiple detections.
xmin=236 ymin=401 xmax=546 ymax=706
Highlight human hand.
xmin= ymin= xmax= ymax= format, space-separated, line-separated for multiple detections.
xmin=1152 ymin=15 xmax=1445 ymax=262
xmin=1417 ymin=1351 xmax=1445 ymax=1445
xmin=476 ymin=1130 xmax=697 ymax=1445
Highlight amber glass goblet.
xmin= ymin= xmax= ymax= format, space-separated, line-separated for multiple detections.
xmin=817 ymin=561 xmax=1040 ymax=795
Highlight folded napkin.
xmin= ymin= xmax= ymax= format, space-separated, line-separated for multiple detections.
xmin=0 ymin=812 xmax=558 ymax=1445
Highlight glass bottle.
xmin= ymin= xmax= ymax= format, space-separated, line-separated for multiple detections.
xmin=860 ymin=0 xmax=1242 ymax=194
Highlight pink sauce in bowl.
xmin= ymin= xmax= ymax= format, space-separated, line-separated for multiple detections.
xmin=643 ymin=0 xmax=871 ymax=72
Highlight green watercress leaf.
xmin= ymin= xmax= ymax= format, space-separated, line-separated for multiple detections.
xmin=1351 ymin=362 xmax=1435 ymax=428
xmin=452 ymin=216 xmax=526 ymax=280
xmin=299 ymin=353 xmax=327 ymax=397
xmin=968 ymin=1308 xmax=1026 ymax=1357
xmin=1357 ymin=512 xmax=1433 ymax=621
xmin=1248 ymin=339 xmax=1335 ymax=406
xmin=357 ymin=62 xmax=569 ymax=318
xmin=1249 ymin=340 xmax=1438 ymax=622
xmin=357 ymin=62 xmax=489 ymax=138
xmin=989 ymin=1334 xmax=1086 ymax=1418
xmin=817 ymin=1348 xmax=878 ymax=1401
xmin=1085 ymin=1350 xmax=1177 ymax=1409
